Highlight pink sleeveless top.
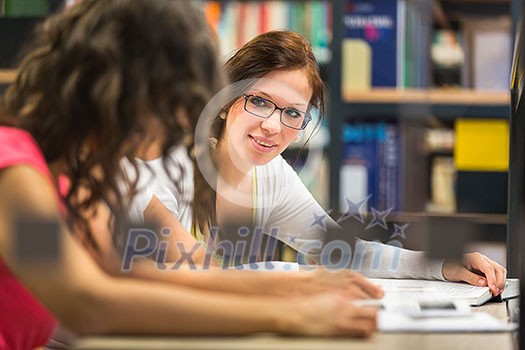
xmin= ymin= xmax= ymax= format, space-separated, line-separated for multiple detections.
xmin=0 ymin=126 xmax=57 ymax=350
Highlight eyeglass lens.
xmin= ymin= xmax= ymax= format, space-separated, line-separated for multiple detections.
xmin=245 ymin=95 xmax=307 ymax=129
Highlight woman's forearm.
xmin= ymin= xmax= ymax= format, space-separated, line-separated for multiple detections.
xmin=127 ymin=259 xmax=310 ymax=297
xmin=92 ymin=276 xmax=289 ymax=335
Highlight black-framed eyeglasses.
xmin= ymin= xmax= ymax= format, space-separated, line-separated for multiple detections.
xmin=242 ymin=94 xmax=312 ymax=130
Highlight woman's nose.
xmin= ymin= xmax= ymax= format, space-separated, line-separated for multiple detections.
xmin=260 ymin=110 xmax=282 ymax=134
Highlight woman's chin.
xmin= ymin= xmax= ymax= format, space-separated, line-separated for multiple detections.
xmin=247 ymin=153 xmax=274 ymax=167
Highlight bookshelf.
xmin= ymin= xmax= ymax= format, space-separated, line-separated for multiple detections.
xmin=1 ymin=0 xmax=513 ymax=222
xmin=202 ymin=0 xmax=514 ymax=217
xmin=343 ymin=89 xmax=509 ymax=105
xmin=342 ymin=89 xmax=510 ymax=119
xmin=328 ymin=0 xmax=516 ymax=219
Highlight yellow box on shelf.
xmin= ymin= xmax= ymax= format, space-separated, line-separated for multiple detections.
xmin=454 ymin=119 xmax=509 ymax=171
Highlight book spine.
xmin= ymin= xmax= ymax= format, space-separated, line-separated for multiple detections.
xmin=341 ymin=122 xmax=380 ymax=211
xmin=384 ymin=123 xmax=399 ymax=211
xmin=343 ymin=0 xmax=399 ymax=88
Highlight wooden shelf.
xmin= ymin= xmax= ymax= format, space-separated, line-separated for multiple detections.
xmin=343 ymin=88 xmax=510 ymax=106
xmin=441 ymin=0 xmax=510 ymax=3
xmin=0 ymin=69 xmax=17 ymax=84
xmin=386 ymin=211 xmax=508 ymax=225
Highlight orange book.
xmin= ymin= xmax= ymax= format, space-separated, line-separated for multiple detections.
xmin=204 ymin=1 xmax=222 ymax=35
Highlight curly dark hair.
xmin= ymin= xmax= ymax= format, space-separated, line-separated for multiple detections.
xmin=0 ymin=0 xmax=225 ymax=250
xmin=193 ymin=30 xmax=325 ymax=235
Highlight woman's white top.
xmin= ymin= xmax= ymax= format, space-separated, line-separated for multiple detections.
xmin=120 ymin=145 xmax=194 ymax=230
xmin=121 ymin=150 xmax=444 ymax=280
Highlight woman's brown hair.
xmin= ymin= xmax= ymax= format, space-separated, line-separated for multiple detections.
xmin=193 ymin=30 xmax=324 ymax=236
xmin=0 ymin=0 xmax=225 ymax=250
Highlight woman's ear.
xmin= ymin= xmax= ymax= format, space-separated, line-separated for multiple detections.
xmin=175 ymin=107 xmax=191 ymax=131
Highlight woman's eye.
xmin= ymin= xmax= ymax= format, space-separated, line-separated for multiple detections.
xmin=285 ymin=109 xmax=302 ymax=119
xmin=250 ymin=96 xmax=267 ymax=107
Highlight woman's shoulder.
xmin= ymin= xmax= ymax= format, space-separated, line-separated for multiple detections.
xmin=0 ymin=126 xmax=51 ymax=179
xmin=255 ymin=156 xmax=300 ymax=192
xmin=258 ymin=155 xmax=295 ymax=176
xmin=0 ymin=126 xmax=43 ymax=159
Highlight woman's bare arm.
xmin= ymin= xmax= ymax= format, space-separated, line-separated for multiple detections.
xmin=0 ymin=165 xmax=378 ymax=337
xmin=84 ymin=193 xmax=383 ymax=300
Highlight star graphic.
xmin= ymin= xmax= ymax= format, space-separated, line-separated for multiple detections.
xmin=310 ymin=212 xmax=330 ymax=231
xmin=365 ymin=207 xmax=392 ymax=230
xmin=338 ymin=195 xmax=371 ymax=223
xmin=288 ymin=233 xmax=299 ymax=245
xmin=390 ymin=223 xmax=409 ymax=240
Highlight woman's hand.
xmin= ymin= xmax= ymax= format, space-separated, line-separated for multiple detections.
xmin=296 ymin=267 xmax=384 ymax=300
xmin=442 ymin=252 xmax=507 ymax=296
xmin=284 ymin=292 xmax=378 ymax=337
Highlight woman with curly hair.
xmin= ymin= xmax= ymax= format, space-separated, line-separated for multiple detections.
xmin=0 ymin=1 xmax=379 ymax=348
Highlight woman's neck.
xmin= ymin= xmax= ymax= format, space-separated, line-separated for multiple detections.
xmin=215 ymin=139 xmax=253 ymax=187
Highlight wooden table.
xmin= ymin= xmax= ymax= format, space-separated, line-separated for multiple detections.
xmin=73 ymin=301 xmax=518 ymax=350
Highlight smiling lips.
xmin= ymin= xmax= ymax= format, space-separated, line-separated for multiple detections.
xmin=249 ymin=135 xmax=277 ymax=151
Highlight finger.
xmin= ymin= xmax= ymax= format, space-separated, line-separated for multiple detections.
xmin=455 ymin=267 xmax=487 ymax=287
xmin=469 ymin=255 xmax=498 ymax=294
xmin=342 ymin=318 xmax=377 ymax=338
xmin=486 ymin=259 xmax=506 ymax=294
xmin=347 ymin=277 xmax=384 ymax=299
xmin=354 ymin=306 xmax=380 ymax=319
xmin=345 ymin=288 xmax=371 ymax=300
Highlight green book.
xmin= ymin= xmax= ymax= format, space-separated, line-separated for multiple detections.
xmin=4 ymin=0 xmax=49 ymax=17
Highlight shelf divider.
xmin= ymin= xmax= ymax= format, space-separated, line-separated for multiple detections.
xmin=0 ymin=69 xmax=17 ymax=84
xmin=343 ymin=88 xmax=510 ymax=106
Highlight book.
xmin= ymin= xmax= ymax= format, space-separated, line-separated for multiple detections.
xmin=455 ymin=119 xmax=509 ymax=172
xmin=342 ymin=0 xmax=400 ymax=89
xmin=369 ymin=278 xmax=519 ymax=306
xmin=378 ymin=310 xmax=515 ymax=333
xmin=340 ymin=122 xmax=380 ymax=211
xmin=401 ymin=0 xmax=432 ymax=88
xmin=3 ymin=0 xmax=49 ymax=17
xmin=428 ymin=156 xmax=456 ymax=213
xmin=210 ymin=1 xmax=332 ymax=64
xmin=461 ymin=16 xmax=511 ymax=91
xmin=340 ymin=122 xmax=399 ymax=212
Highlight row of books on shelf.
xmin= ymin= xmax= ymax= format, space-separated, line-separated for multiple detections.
xmin=342 ymin=0 xmax=432 ymax=90
xmin=339 ymin=122 xmax=457 ymax=214
xmin=264 ymin=117 xmax=507 ymax=216
xmin=203 ymin=0 xmax=331 ymax=63
xmin=282 ymin=122 xmax=406 ymax=213
xmin=343 ymin=0 xmax=511 ymax=91
xmin=340 ymin=122 xmax=400 ymax=212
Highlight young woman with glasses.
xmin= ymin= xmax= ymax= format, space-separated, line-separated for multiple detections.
xmin=204 ymin=30 xmax=505 ymax=293
xmin=126 ymin=30 xmax=506 ymax=296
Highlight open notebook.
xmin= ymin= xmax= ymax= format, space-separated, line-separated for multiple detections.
xmin=369 ymin=278 xmax=519 ymax=306
xmin=235 ymin=263 xmax=520 ymax=307
xmin=365 ymin=278 xmax=519 ymax=332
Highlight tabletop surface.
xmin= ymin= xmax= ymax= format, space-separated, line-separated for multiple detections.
xmin=73 ymin=301 xmax=519 ymax=350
